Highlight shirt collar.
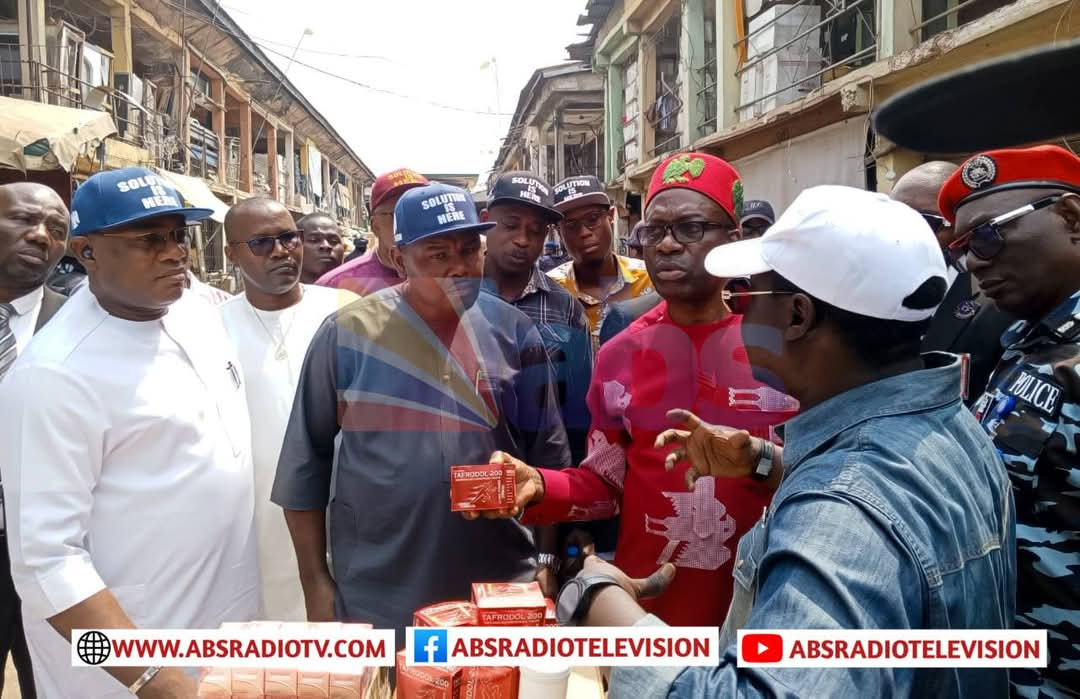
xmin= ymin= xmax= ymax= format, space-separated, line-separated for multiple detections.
xmin=482 ymin=265 xmax=556 ymax=303
xmin=562 ymin=254 xmax=631 ymax=304
xmin=9 ymin=286 xmax=44 ymax=316
xmin=778 ymin=353 xmax=963 ymax=469
xmin=1001 ymin=289 xmax=1080 ymax=348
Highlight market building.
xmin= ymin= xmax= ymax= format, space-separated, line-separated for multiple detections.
xmin=552 ymin=0 xmax=1077 ymax=226
xmin=0 ymin=0 xmax=373 ymax=289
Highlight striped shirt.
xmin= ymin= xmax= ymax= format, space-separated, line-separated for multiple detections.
xmin=483 ymin=267 xmax=593 ymax=461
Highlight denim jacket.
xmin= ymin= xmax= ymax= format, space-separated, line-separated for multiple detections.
xmin=609 ymin=354 xmax=1016 ymax=699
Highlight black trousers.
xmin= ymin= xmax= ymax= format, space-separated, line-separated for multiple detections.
xmin=0 ymin=533 xmax=35 ymax=698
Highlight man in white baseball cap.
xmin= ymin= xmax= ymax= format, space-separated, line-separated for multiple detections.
xmin=560 ymin=186 xmax=1017 ymax=699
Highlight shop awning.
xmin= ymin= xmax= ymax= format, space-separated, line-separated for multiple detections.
xmin=0 ymin=96 xmax=117 ymax=172
xmin=154 ymin=168 xmax=231 ymax=223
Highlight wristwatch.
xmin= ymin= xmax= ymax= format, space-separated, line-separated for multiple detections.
xmin=751 ymin=438 xmax=775 ymax=481
xmin=538 ymin=553 xmax=561 ymax=575
xmin=556 ymin=573 xmax=622 ymax=626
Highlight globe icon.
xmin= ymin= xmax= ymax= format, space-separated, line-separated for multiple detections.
xmin=76 ymin=630 xmax=111 ymax=665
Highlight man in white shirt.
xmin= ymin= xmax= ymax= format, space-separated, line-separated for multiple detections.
xmin=0 ymin=167 xmax=259 ymax=698
xmin=219 ymin=198 xmax=354 ymax=621
xmin=0 ymin=181 xmax=70 ymax=699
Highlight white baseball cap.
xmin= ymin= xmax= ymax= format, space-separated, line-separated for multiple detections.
xmin=704 ymin=185 xmax=947 ymax=322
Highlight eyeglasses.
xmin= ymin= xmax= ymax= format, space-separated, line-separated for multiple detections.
xmin=920 ymin=212 xmax=950 ymax=234
xmin=722 ymin=278 xmax=795 ymax=314
xmin=304 ymin=232 xmax=343 ymax=247
xmin=638 ymin=221 xmax=738 ymax=247
xmin=946 ymin=196 xmax=1060 ymax=271
xmin=559 ymin=209 xmax=608 ymax=234
xmin=99 ymin=226 xmax=195 ymax=251
xmin=230 ymin=230 xmax=304 ymax=257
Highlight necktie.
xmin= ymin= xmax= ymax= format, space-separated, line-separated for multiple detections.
xmin=0 ymin=302 xmax=17 ymax=381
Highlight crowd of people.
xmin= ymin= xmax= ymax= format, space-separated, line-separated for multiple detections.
xmin=0 ymin=133 xmax=1076 ymax=699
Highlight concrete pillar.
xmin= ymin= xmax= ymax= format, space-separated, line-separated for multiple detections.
xmin=17 ymin=0 xmax=47 ymax=101
xmin=680 ymin=0 xmax=705 ymax=141
xmin=604 ymin=63 xmax=625 ymax=183
xmin=554 ymin=110 xmax=564 ymax=181
xmin=715 ymin=0 xmax=741 ymax=129
xmin=239 ymin=101 xmax=253 ymax=192
xmin=638 ymin=38 xmax=656 ymax=162
xmin=211 ymin=78 xmax=225 ymax=185
xmin=266 ymin=122 xmax=279 ymax=202
xmin=109 ymin=2 xmax=133 ymax=75
xmin=879 ymin=0 xmax=920 ymax=58
xmin=282 ymin=129 xmax=295 ymax=206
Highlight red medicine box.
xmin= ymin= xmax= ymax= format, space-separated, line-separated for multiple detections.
xmin=414 ymin=601 xmax=478 ymax=628
xmin=471 ymin=582 xmax=546 ymax=627
xmin=544 ymin=598 xmax=558 ymax=626
xmin=449 ymin=464 xmax=515 ymax=512
xmin=396 ymin=651 xmax=462 ymax=699
xmin=462 ymin=666 xmax=519 ymax=699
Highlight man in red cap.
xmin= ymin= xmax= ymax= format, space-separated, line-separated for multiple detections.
xmin=468 ymin=153 xmax=797 ymax=628
xmin=942 ymin=144 xmax=1080 ymax=699
xmin=315 ymin=168 xmax=428 ymax=296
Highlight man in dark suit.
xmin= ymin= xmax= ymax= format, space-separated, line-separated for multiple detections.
xmin=0 ymin=181 xmax=70 ymax=699
xmin=891 ymin=162 xmax=1015 ymax=401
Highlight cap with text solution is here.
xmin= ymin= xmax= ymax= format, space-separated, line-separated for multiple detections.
xmin=552 ymin=175 xmax=610 ymax=213
xmin=488 ymin=171 xmax=562 ymax=221
xmin=393 ymin=182 xmax=495 ymax=246
xmin=70 ymin=167 xmax=213 ymax=237
xmin=370 ymin=168 xmax=429 ymax=213
xmin=704 ymin=185 xmax=947 ymax=322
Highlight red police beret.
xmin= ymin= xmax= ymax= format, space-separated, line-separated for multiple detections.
xmin=645 ymin=153 xmax=744 ymax=222
xmin=938 ymin=145 xmax=1080 ymax=223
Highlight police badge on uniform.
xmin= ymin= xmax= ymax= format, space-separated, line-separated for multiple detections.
xmin=954 ymin=299 xmax=980 ymax=319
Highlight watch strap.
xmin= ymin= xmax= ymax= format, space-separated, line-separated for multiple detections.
xmin=556 ymin=573 xmax=622 ymax=626
xmin=751 ymin=438 xmax=774 ymax=481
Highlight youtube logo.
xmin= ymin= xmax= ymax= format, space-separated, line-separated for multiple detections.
xmin=741 ymin=633 xmax=783 ymax=663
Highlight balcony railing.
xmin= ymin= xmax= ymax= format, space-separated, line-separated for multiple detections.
xmin=912 ymin=0 xmax=1017 ymax=42
xmin=1 ymin=52 xmax=181 ymax=167
xmin=734 ymin=0 xmax=877 ymax=120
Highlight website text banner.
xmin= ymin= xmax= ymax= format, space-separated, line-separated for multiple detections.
xmin=405 ymin=626 xmax=720 ymax=667
xmin=71 ymin=628 xmax=395 ymax=672
xmin=737 ymin=630 xmax=1048 ymax=668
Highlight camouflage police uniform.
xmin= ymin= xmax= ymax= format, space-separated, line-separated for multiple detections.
xmin=972 ymin=291 xmax=1080 ymax=698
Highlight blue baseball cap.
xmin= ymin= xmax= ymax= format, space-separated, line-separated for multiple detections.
xmin=70 ymin=167 xmax=214 ymax=237
xmin=393 ymin=182 xmax=495 ymax=246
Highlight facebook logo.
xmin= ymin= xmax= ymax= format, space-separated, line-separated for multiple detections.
xmin=413 ymin=629 xmax=448 ymax=664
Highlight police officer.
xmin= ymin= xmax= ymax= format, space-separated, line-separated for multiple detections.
xmin=941 ymin=144 xmax=1080 ymax=698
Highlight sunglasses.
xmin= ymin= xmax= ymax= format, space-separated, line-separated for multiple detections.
xmin=920 ymin=212 xmax=950 ymax=234
xmin=946 ymin=196 xmax=1060 ymax=271
xmin=722 ymin=277 xmax=795 ymax=314
xmin=231 ymin=230 xmax=304 ymax=257
xmin=638 ymin=221 xmax=739 ymax=247
xmin=100 ymin=226 xmax=195 ymax=251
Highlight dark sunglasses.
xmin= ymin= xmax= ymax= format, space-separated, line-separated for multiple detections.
xmin=722 ymin=277 xmax=795 ymax=314
xmin=946 ymin=196 xmax=1060 ymax=271
xmin=920 ymin=212 xmax=950 ymax=234
xmin=638 ymin=221 xmax=738 ymax=247
xmin=231 ymin=230 xmax=304 ymax=256
xmin=100 ymin=226 xmax=195 ymax=251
